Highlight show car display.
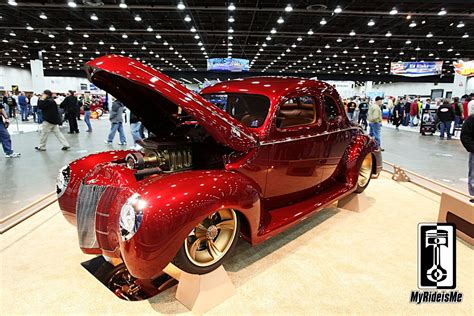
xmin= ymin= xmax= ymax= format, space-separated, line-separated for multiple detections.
xmin=57 ymin=55 xmax=382 ymax=280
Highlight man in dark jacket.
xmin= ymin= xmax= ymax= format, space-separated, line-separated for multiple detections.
xmin=35 ymin=90 xmax=70 ymax=151
xmin=461 ymin=115 xmax=474 ymax=201
xmin=437 ymin=100 xmax=455 ymax=140
xmin=60 ymin=90 xmax=79 ymax=134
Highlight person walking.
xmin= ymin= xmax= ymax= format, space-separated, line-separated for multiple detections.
xmin=0 ymin=101 xmax=20 ymax=158
xmin=403 ymin=98 xmax=411 ymax=126
xmin=82 ymin=96 xmax=92 ymax=132
xmin=409 ymin=98 xmax=419 ymax=127
xmin=30 ymin=93 xmax=39 ymax=123
xmin=346 ymin=98 xmax=357 ymax=121
xmin=129 ymin=111 xmax=145 ymax=149
xmin=105 ymin=98 xmax=126 ymax=145
xmin=60 ymin=90 xmax=79 ymax=134
xmin=5 ymin=93 xmax=17 ymax=118
xmin=460 ymin=114 xmax=474 ymax=202
xmin=437 ymin=100 xmax=455 ymax=140
xmin=35 ymin=90 xmax=70 ymax=151
xmin=18 ymin=92 xmax=29 ymax=121
xmin=368 ymin=96 xmax=383 ymax=151
xmin=358 ymin=98 xmax=369 ymax=131
xmin=452 ymin=97 xmax=464 ymax=128
xmin=393 ymin=100 xmax=403 ymax=130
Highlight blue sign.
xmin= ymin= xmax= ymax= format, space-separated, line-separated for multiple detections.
xmin=207 ymin=58 xmax=249 ymax=72
xmin=390 ymin=61 xmax=443 ymax=77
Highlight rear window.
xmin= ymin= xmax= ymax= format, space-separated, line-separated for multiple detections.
xmin=202 ymin=93 xmax=270 ymax=128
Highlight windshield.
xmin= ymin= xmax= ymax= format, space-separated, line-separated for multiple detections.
xmin=202 ymin=93 xmax=270 ymax=128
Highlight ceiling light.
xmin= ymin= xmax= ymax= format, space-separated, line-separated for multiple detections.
xmin=68 ymin=40 xmax=74 ymax=45
xmin=270 ymin=28 xmax=276 ymax=34
xmin=367 ymin=19 xmax=375 ymax=26
xmin=369 ymin=39 xmax=374 ymax=43
xmin=90 ymin=13 xmax=98 ymax=21
xmin=406 ymin=14 xmax=411 ymax=19
xmin=334 ymin=5 xmax=342 ymax=14
xmin=121 ymin=33 xmax=128 ymax=38
xmin=190 ymin=26 xmax=197 ymax=32
xmin=428 ymin=52 xmax=434 ymax=57
xmin=291 ymin=43 xmax=296 ymax=48
xmin=447 ymin=48 xmax=453 ymax=52
xmin=438 ymin=8 xmax=447 ymax=16
xmin=48 ymin=33 xmax=55 ymax=38
xmin=343 ymin=50 xmax=348 ymax=54
xmin=307 ymin=29 xmax=314 ymax=35
xmin=354 ymin=45 xmax=359 ymax=49
xmin=198 ymin=41 xmax=203 ymax=46
xmin=83 ymin=33 xmax=89 ymax=38
xmin=141 ymin=45 xmax=146 ymax=50
xmin=155 ymin=34 xmax=162 ymax=39
xmin=285 ymin=4 xmax=293 ymax=12
xmin=65 ymin=25 xmax=72 ymax=31
xmin=134 ymin=14 xmax=142 ymax=21
xmin=457 ymin=21 xmax=465 ymax=28
xmin=39 ymin=12 xmax=47 ymax=19
xmin=228 ymin=16 xmax=235 ymax=23
xmin=177 ymin=1 xmax=185 ymax=10
xmin=349 ymin=30 xmax=356 ymax=36
xmin=194 ymin=34 xmax=200 ymax=39
xmin=421 ymin=20 xmax=426 ymax=24
xmin=8 ymin=1 xmax=18 ymax=6
xmin=119 ymin=0 xmax=127 ymax=9
xmin=385 ymin=31 xmax=392 ymax=37
xmin=109 ymin=25 xmax=116 ymax=31
xmin=426 ymin=32 xmax=433 ymax=38
xmin=68 ymin=1 xmax=77 ymax=8
xmin=82 ymin=45 xmax=87 ymax=50
xmin=437 ymin=40 xmax=443 ymax=45
xmin=147 ymin=26 xmax=153 ymax=32
xmin=163 ymin=41 xmax=168 ymax=45
xmin=325 ymin=44 xmax=330 ymax=49
xmin=409 ymin=21 xmax=417 ymax=27
xmin=405 ymin=39 xmax=411 ymax=44
xmin=462 ymin=33 xmax=469 ymax=38
xmin=228 ymin=27 xmax=234 ymax=33
xmin=297 ymin=36 xmax=302 ymax=41
xmin=389 ymin=7 xmax=398 ymax=15
xmin=415 ymin=46 xmax=420 ymax=51
xmin=99 ymin=40 xmax=104 ymax=45
xmin=399 ymin=51 xmax=404 ymax=55
xmin=33 ymin=39 xmax=39 ymax=44
xmin=25 ymin=24 xmax=34 ymax=31
xmin=228 ymin=2 xmax=236 ymax=11
xmin=320 ymin=18 xmax=327 ymax=25
xmin=51 ymin=45 xmax=56 ymax=49
xmin=266 ymin=36 xmax=272 ymax=40
xmin=277 ymin=16 xmax=284 ymax=24
xmin=184 ymin=15 xmax=192 ymax=22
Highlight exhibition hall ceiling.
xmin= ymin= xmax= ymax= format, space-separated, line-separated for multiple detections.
xmin=0 ymin=0 xmax=473 ymax=78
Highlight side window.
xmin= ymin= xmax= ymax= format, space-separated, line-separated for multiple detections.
xmin=324 ymin=96 xmax=340 ymax=121
xmin=276 ymin=96 xmax=316 ymax=129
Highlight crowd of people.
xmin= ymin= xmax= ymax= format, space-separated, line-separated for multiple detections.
xmin=0 ymin=89 xmax=148 ymax=158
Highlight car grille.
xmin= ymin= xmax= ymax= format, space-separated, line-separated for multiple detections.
xmin=76 ymin=184 xmax=107 ymax=249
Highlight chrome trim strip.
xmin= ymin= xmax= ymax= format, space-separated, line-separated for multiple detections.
xmin=96 ymin=230 xmax=108 ymax=235
xmin=260 ymin=126 xmax=360 ymax=146
xmin=97 ymin=212 xmax=109 ymax=217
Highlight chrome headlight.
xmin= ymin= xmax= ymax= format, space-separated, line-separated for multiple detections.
xmin=119 ymin=193 xmax=145 ymax=241
xmin=56 ymin=165 xmax=71 ymax=198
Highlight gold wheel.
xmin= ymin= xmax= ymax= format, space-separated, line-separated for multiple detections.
xmin=184 ymin=209 xmax=238 ymax=267
xmin=357 ymin=153 xmax=373 ymax=188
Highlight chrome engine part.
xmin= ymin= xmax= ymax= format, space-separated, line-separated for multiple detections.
xmin=126 ymin=143 xmax=192 ymax=172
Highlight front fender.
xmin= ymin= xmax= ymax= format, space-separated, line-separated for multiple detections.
xmin=58 ymin=150 xmax=134 ymax=225
xmin=121 ymin=170 xmax=261 ymax=279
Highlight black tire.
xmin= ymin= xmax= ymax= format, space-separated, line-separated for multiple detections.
xmin=173 ymin=210 xmax=241 ymax=275
xmin=355 ymin=153 xmax=373 ymax=193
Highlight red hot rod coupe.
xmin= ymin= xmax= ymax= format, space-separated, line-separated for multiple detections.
xmin=58 ymin=55 xmax=382 ymax=277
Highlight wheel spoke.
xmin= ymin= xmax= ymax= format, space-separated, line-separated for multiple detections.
xmin=207 ymin=240 xmax=222 ymax=259
xmin=216 ymin=219 xmax=235 ymax=230
xmin=189 ymin=236 xmax=206 ymax=260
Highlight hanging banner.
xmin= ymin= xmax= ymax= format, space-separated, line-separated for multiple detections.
xmin=390 ymin=61 xmax=443 ymax=77
xmin=207 ymin=58 xmax=249 ymax=72
xmin=453 ymin=60 xmax=474 ymax=77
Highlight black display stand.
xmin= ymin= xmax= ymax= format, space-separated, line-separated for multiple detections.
xmin=419 ymin=109 xmax=438 ymax=135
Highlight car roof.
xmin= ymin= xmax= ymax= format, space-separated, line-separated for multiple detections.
xmin=200 ymin=76 xmax=335 ymax=101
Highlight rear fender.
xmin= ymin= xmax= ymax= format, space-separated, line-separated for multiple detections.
xmin=334 ymin=134 xmax=378 ymax=188
xmin=121 ymin=170 xmax=261 ymax=279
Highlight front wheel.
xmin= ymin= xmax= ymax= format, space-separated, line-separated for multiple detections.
xmin=173 ymin=209 xmax=240 ymax=274
xmin=355 ymin=153 xmax=373 ymax=193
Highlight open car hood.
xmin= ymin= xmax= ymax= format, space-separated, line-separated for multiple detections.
xmin=85 ymin=55 xmax=258 ymax=152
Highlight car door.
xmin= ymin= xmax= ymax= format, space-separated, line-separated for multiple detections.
xmin=320 ymin=93 xmax=353 ymax=183
xmin=263 ymin=94 xmax=326 ymax=210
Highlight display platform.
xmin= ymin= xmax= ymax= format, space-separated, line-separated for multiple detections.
xmin=1 ymin=172 xmax=472 ymax=314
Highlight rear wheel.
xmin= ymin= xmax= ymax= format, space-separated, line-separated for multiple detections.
xmin=173 ymin=209 xmax=240 ymax=274
xmin=355 ymin=153 xmax=373 ymax=193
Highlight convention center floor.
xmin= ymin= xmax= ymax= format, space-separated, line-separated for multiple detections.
xmin=0 ymin=117 xmax=470 ymax=218
xmin=1 ymin=173 xmax=472 ymax=314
